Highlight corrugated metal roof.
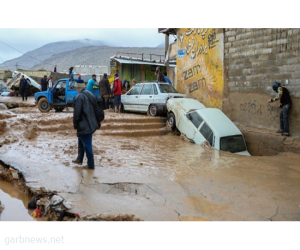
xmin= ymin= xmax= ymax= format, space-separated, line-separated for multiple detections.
xmin=112 ymin=58 xmax=175 ymax=67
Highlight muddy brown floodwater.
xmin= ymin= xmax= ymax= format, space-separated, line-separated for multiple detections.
xmin=0 ymin=96 xmax=300 ymax=221
xmin=0 ymin=179 xmax=34 ymax=221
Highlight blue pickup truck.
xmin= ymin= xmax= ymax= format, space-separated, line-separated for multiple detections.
xmin=34 ymin=78 xmax=101 ymax=113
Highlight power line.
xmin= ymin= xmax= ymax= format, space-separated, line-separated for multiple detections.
xmin=0 ymin=40 xmax=55 ymax=67
xmin=0 ymin=55 xmax=12 ymax=71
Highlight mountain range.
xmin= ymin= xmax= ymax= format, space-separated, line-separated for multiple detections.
xmin=0 ymin=39 xmax=165 ymax=73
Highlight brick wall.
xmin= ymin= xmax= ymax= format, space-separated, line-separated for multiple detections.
xmin=223 ymin=28 xmax=300 ymax=135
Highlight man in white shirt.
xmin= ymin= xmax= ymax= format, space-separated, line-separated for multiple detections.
xmin=48 ymin=76 xmax=53 ymax=89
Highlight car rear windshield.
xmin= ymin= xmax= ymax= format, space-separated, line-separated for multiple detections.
xmin=220 ymin=135 xmax=247 ymax=153
xmin=158 ymin=84 xmax=178 ymax=93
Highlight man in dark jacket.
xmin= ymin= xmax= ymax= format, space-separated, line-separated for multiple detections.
xmin=20 ymin=75 xmax=28 ymax=101
xmin=99 ymin=73 xmax=111 ymax=110
xmin=268 ymin=81 xmax=292 ymax=136
xmin=40 ymin=75 xmax=48 ymax=91
xmin=72 ymin=82 xmax=99 ymax=169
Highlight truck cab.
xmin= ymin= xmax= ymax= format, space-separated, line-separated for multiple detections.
xmin=34 ymin=78 xmax=101 ymax=113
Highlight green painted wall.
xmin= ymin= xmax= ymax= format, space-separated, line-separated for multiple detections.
xmin=121 ymin=64 xmax=141 ymax=83
xmin=120 ymin=63 xmax=166 ymax=83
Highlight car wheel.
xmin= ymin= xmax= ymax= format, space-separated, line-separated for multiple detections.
xmin=38 ymin=97 xmax=52 ymax=113
xmin=149 ymin=104 xmax=158 ymax=117
xmin=167 ymin=112 xmax=176 ymax=129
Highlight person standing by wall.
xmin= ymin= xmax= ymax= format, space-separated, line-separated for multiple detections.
xmin=155 ymin=66 xmax=165 ymax=82
xmin=72 ymin=82 xmax=99 ymax=169
xmin=163 ymin=72 xmax=172 ymax=85
xmin=19 ymin=75 xmax=28 ymax=101
xmin=40 ymin=75 xmax=48 ymax=91
xmin=54 ymin=65 xmax=57 ymax=72
xmin=268 ymin=81 xmax=292 ymax=136
xmin=113 ymin=73 xmax=122 ymax=113
xmin=99 ymin=73 xmax=111 ymax=110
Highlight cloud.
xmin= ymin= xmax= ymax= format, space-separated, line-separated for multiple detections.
xmin=0 ymin=28 xmax=173 ymax=62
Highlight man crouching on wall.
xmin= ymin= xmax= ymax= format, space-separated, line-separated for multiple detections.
xmin=268 ymin=81 xmax=292 ymax=136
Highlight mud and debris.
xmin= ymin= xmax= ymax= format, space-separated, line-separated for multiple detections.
xmin=1 ymin=95 xmax=300 ymax=221
xmin=79 ymin=213 xmax=142 ymax=221
xmin=23 ymin=124 xmax=38 ymax=140
xmin=0 ymin=103 xmax=8 ymax=110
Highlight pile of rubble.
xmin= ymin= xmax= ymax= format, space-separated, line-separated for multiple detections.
xmin=28 ymin=193 xmax=74 ymax=221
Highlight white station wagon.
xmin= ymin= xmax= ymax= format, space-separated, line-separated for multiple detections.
xmin=121 ymin=82 xmax=186 ymax=116
xmin=167 ymin=98 xmax=251 ymax=156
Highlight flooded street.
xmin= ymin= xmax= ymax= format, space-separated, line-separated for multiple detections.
xmin=0 ymin=96 xmax=300 ymax=220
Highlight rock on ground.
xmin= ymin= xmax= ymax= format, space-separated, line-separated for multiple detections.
xmin=0 ymin=103 xmax=8 ymax=110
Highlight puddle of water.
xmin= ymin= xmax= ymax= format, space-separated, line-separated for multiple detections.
xmin=0 ymin=179 xmax=34 ymax=221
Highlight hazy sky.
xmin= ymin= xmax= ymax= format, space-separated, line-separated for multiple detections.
xmin=0 ymin=28 xmax=174 ymax=62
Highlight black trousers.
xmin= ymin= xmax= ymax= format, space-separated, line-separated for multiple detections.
xmin=280 ymin=103 xmax=291 ymax=133
xmin=20 ymin=89 xmax=27 ymax=100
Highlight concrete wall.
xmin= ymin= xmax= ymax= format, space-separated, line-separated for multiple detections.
xmin=17 ymin=70 xmax=51 ymax=78
xmin=223 ymin=28 xmax=300 ymax=135
xmin=74 ymin=65 xmax=108 ymax=75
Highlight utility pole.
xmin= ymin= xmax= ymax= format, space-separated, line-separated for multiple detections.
xmin=14 ymin=62 xmax=19 ymax=71
xmin=165 ymin=34 xmax=169 ymax=73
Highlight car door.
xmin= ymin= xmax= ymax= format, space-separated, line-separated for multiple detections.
xmin=122 ymin=84 xmax=143 ymax=111
xmin=138 ymin=84 xmax=154 ymax=112
xmin=66 ymin=80 xmax=78 ymax=104
xmin=52 ymin=80 xmax=67 ymax=104
xmin=195 ymin=122 xmax=213 ymax=146
xmin=179 ymin=111 xmax=204 ymax=142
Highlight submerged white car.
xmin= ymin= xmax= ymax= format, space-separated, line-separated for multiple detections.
xmin=167 ymin=98 xmax=251 ymax=156
xmin=121 ymin=82 xmax=186 ymax=116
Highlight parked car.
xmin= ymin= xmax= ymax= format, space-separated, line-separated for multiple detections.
xmin=34 ymin=78 xmax=101 ymax=113
xmin=167 ymin=98 xmax=251 ymax=156
xmin=121 ymin=82 xmax=186 ymax=116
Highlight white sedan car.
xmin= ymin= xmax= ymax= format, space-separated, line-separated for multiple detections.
xmin=167 ymin=98 xmax=251 ymax=156
xmin=121 ymin=82 xmax=186 ymax=116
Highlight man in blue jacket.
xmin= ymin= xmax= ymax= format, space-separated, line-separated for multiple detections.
xmin=86 ymin=74 xmax=99 ymax=92
xmin=163 ymin=72 xmax=172 ymax=85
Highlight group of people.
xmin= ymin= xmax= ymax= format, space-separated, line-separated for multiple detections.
xmin=34 ymin=62 xmax=293 ymax=170
xmin=84 ymin=73 xmax=136 ymax=113
xmin=40 ymin=75 xmax=54 ymax=91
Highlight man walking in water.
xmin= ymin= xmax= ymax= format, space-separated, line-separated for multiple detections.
xmin=268 ymin=81 xmax=292 ymax=136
